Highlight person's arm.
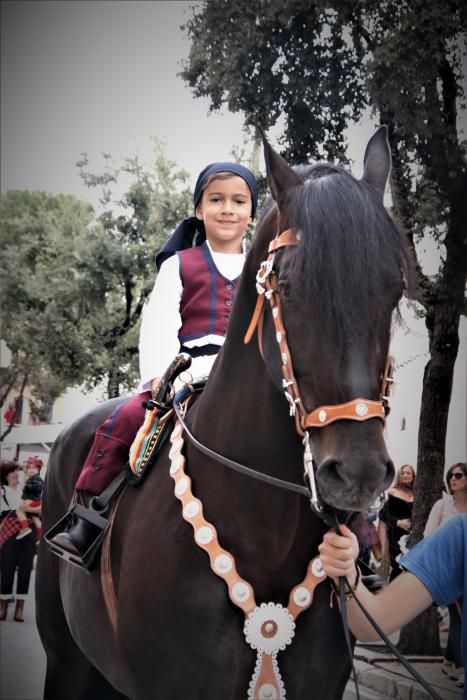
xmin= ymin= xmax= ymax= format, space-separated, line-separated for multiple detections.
xmin=318 ymin=525 xmax=433 ymax=641
xmin=139 ymin=256 xmax=183 ymax=393
xmin=18 ymin=500 xmax=42 ymax=514
xmin=423 ymin=499 xmax=442 ymax=537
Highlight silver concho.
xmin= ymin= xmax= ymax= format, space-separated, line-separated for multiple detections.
xmin=356 ymin=402 xmax=369 ymax=417
xmin=244 ymin=603 xmax=295 ymax=654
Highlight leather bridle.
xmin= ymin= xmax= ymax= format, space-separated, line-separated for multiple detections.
xmin=244 ymin=228 xmax=394 ymax=438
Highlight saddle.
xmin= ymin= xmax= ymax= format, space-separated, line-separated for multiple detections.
xmin=44 ymin=354 xmax=202 ymax=570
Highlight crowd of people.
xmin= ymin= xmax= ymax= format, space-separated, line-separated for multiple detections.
xmin=346 ymin=460 xmax=467 ymax=691
xmin=0 ymin=456 xmax=44 ymax=622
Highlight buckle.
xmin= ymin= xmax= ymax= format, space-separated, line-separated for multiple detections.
xmin=44 ymin=503 xmax=110 ymax=571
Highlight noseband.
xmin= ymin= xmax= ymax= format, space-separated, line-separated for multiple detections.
xmin=244 ymin=228 xmax=393 ymax=438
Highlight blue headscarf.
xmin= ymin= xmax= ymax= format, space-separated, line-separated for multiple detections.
xmin=155 ymin=162 xmax=258 ymax=271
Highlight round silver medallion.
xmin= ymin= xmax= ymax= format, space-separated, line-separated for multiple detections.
xmin=170 ymin=455 xmax=184 ymax=475
xmin=356 ymin=402 xmax=369 ymax=417
xmin=183 ymin=500 xmax=200 ymax=519
xmin=174 ymin=477 xmax=189 ymax=497
xmin=232 ymin=582 xmax=250 ymax=603
xmin=244 ymin=603 xmax=295 ymax=653
xmin=293 ymin=587 xmax=311 ymax=607
xmin=258 ymin=683 xmax=278 ymax=699
xmin=195 ymin=526 xmax=214 ymax=545
xmin=214 ymin=554 xmax=233 ymax=574
xmin=311 ymin=558 xmax=325 ymax=578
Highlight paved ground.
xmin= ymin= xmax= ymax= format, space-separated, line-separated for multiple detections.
xmin=0 ymin=569 xmax=461 ymax=700
xmin=0 ymin=570 xmax=46 ymax=700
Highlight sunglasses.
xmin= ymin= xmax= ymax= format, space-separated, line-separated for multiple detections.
xmin=448 ymin=472 xmax=465 ymax=480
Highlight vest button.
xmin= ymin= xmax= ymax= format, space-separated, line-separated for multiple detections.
xmin=226 ymin=283 xmax=233 ymax=291
xmin=225 ymin=299 xmax=232 ymax=306
xmin=224 ymin=315 xmax=230 ymax=321
xmin=93 ymin=462 xmax=103 ymax=470
xmin=96 ymin=449 xmax=105 ymax=457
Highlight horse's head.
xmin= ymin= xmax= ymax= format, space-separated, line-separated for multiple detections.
xmin=246 ymin=127 xmax=412 ymax=516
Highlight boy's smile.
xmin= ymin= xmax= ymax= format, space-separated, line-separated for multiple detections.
xmin=195 ymin=175 xmax=252 ymax=253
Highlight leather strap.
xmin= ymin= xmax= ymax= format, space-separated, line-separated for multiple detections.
xmin=304 ymin=399 xmax=385 ymax=428
xmin=244 ymin=227 xmax=390 ymax=437
xmin=100 ymin=489 xmax=126 ymax=635
xmin=268 ymin=228 xmax=299 ymax=252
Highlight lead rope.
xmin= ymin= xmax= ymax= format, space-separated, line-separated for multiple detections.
xmin=341 ymin=581 xmax=443 ymax=700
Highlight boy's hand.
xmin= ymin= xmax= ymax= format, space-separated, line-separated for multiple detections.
xmin=318 ymin=524 xmax=359 ymax=585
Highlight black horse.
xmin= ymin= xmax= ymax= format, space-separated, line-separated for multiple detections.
xmin=36 ymin=128 xmax=411 ymax=700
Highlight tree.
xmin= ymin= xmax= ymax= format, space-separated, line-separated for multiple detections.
xmin=75 ymin=139 xmax=192 ymax=396
xmin=0 ymin=142 xmax=193 ymax=420
xmin=181 ymin=0 xmax=467 ymax=653
xmin=0 ymin=190 xmax=102 ymax=435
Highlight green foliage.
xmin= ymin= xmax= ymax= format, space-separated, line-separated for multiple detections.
xmin=0 ymin=141 xmax=192 ymax=403
xmin=75 ymin=139 xmax=192 ymax=395
xmin=0 ymin=190 xmax=98 ymax=404
xmin=181 ymin=0 xmax=466 ymax=271
xmin=181 ymin=0 xmax=370 ymax=163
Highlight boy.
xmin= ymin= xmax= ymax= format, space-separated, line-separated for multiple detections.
xmin=50 ymin=162 xmax=258 ymax=558
xmin=16 ymin=456 xmax=43 ymax=540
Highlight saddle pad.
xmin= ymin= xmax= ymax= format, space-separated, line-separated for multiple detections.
xmin=129 ymin=407 xmax=170 ymax=478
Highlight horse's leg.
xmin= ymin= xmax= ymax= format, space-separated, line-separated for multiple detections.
xmin=36 ymin=545 xmax=128 ymax=700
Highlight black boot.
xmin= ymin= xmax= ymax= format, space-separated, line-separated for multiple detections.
xmin=50 ymin=516 xmax=97 ymax=557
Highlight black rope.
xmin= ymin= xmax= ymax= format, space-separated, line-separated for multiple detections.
xmin=345 ymin=586 xmax=443 ymax=700
xmin=173 ymin=398 xmax=310 ymax=497
xmin=338 ymin=576 xmax=361 ymax=700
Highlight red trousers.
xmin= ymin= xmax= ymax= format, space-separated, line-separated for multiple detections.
xmin=75 ymin=391 xmax=151 ymax=494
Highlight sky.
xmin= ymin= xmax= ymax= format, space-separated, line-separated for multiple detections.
xmin=1 ymin=1 xmax=248 ymax=198
xmin=1 ymin=0 xmax=465 ymax=468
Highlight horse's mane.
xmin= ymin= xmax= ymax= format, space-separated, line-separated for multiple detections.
xmin=259 ymin=162 xmax=412 ymax=352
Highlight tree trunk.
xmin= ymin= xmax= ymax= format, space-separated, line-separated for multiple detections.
xmin=107 ymin=369 xmax=122 ymax=399
xmin=398 ymin=283 xmax=463 ymax=654
xmin=398 ymin=606 xmax=441 ymax=656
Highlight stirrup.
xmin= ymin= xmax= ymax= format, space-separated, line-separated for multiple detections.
xmin=45 ymin=467 xmax=130 ymax=570
xmin=44 ymin=502 xmax=110 ymax=571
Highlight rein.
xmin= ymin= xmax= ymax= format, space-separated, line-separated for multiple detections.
xmin=173 ymin=395 xmax=309 ymax=498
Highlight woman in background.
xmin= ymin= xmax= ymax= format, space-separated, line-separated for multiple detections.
xmin=424 ymin=461 xmax=467 ymax=687
xmin=378 ymin=464 xmax=415 ymax=581
xmin=0 ymin=460 xmax=37 ymax=621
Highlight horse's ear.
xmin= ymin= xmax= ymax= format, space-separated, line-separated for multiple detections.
xmin=260 ymin=127 xmax=303 ymax=206
xmin=362 ymin=125 xmax=391 ymax=197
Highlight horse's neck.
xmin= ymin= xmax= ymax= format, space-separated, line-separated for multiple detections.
xmin=184 ymin=347 xmax=322 ymax=585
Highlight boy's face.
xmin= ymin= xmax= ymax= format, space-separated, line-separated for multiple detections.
xmin=195 ymin=175 xmax=252 ymax=252
xmin=25 ymin=463 xmax=39 ymax=478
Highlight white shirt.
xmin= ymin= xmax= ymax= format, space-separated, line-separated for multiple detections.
xmin=1 ymin=484 xmax=21 ymax=512
xmin=423 ymin=494 xmax=460 ymax=537
xmin=138 ymin=241 xmax=245 ymax=391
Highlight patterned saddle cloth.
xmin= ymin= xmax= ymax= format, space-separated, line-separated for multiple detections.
xmin=129 ymin=406 xmax=174 ymax=480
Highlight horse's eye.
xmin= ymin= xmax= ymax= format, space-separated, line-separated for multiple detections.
xmin=278 ymin=280 xmax=293 ymax=302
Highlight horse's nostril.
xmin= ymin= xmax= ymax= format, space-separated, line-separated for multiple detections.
xmin=318 ymin=457 xmax=342 ymax=480
xmin=385 ymin=459 xmax=395 ymax=482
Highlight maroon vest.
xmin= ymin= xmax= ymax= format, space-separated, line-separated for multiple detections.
xmin=177 ymin=242 xmax=241 ymax=344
